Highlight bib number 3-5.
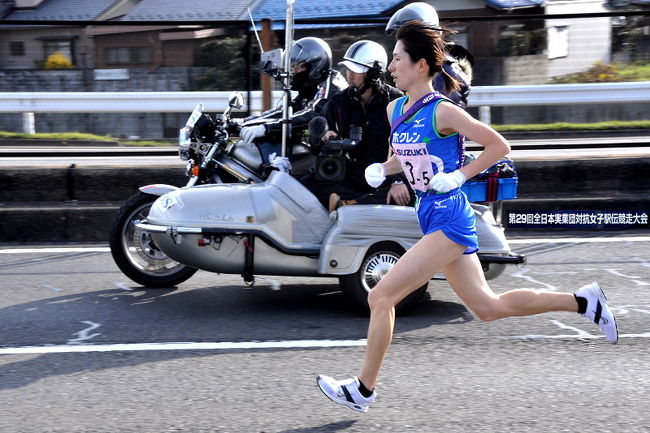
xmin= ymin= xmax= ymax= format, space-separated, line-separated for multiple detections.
xmin=393 ymin=142 xmax=444 ymax=192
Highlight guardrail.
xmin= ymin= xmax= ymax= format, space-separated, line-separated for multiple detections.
xmin=2 ymin=81 xmax=649 ymax=133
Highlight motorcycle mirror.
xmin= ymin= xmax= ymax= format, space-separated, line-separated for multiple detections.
xmin=229 ymin=92 xmax=244 ymax=110
xmin=308 ymin=116 xmax=329 ymax=140
xmin=260 ymin=48 xmax=284 ymax=77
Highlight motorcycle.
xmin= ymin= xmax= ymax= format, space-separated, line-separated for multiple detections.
xmin=109 ymin=94 xmax=526 ymax=312
xmin=108 ymin=93 xmax=314 ymax=288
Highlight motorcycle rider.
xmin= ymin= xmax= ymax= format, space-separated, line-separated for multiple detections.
xmin=385 ymin=1 xmax=473 ymax=109
xmin=300 ymin=40 xmax=408 ymax=211
xmin=239 ymin=37 xmax=348 ymax=169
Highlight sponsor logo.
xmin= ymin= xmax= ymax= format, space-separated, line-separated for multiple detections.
xmin=160 ymin=196 xmax=176 ymax=210
xmin=158 ymin=192 xmax=184 ymax=211
xmin=413 ymin=118 xmax=425 ymax=128
xmin=422 ymin=93 xmax=436 ymax=104
xmin=434 ymin=197 xmax=450 ymax=209
xmin=392 ymin=132 xmax=421 ymax=143
xmin=394 ymin=148 xmax=427 ymax=157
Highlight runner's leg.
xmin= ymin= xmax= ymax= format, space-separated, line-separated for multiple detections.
xmin=442 ymin=253 xmax=578 ymax=321
xmin=358 ymin=230 xmax=465 ymax=389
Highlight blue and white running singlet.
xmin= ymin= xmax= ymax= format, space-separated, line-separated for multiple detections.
xmin=391 ymin=94 xmax=478 ymax=254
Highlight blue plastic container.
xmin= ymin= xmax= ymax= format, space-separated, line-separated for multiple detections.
xmin=461 ymin=177 xmax=518 ymax=202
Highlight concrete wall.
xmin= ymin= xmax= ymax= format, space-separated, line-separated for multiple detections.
xmin=546 ymin=0 xmax=612 ymax=78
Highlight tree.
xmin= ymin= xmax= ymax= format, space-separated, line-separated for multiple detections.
xmin=190 ymin=37 xmax=260 ymax=91
xmin=44 ymin=52 xmax=74 ymax=69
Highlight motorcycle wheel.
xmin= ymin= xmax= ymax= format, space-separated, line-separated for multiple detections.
xmin=109 ymin=191 xmax=197 ymax=287
xmin=339 ymin=242 xmax=428 ymax=314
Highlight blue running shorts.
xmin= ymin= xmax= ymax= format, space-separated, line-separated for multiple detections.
xmin=415 ymin=190 xmax=479 ymax=254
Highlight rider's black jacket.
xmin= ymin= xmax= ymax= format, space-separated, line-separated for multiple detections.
xmin=323 ymin=82 xmax=404 ymax=192
xmin=262 ymin=70 xmax=348 ymax=139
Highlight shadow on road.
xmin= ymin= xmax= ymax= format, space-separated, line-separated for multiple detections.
xmin=278 ymin=420 xmax=357 ymax=433
xmin=0 ymin=280 xmax=472 ymax=390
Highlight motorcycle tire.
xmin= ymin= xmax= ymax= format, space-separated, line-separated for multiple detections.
xmin=339 ymin=242 xmax=428 ymax=315
xmin=109 ymin=191 xmax=197 ymax=287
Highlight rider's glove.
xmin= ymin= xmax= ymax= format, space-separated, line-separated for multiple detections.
xmin=269 ymin=152 xmax=292 ymax=173
xmin=429 ymin=170 xmax=466 ymax=193
xmin=365 ymin=163 xmax=386 ymax=188
xmin=240 ymin=125 xmax=266 ymax=143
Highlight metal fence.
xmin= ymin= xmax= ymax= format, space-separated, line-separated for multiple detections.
xmin=2 ymin=81 xmax=649 ymax=133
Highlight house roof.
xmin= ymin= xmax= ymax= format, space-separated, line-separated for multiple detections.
xmin=251 ymin=0 xmax=401 ymax=21
xmin=0 ymin=0 xmax=561 ymax=25
xmin=120 ymin=0 xmax=255 ymax=21
xmin=483 ymin=0 xmax=544 ymax=10
xmin=3 ymin=0 xmax=116 ymax=20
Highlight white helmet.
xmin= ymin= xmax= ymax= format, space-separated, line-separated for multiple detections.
xmin=338 ymin=40 xmax=388 ymax=74
xmin=385 ymin=2 xmax=441 ymax=35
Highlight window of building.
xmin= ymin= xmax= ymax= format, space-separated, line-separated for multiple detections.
xmin=10 ymin=41 xmax=25 ymax=56
xmin=105 ymin=47 xmax=152 ymax=65
xmin=44 ymin=39 xmax=74 ymax=60
xmin=449 ymin=27 xmax=469 ymax=52
xmin=548 ymin=25 xmax=569 ymax=59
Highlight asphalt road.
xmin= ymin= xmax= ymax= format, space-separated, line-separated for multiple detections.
xmin=1 ymin=235 xmax=649 ymax=433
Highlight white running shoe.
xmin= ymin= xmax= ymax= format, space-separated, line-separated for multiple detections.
xmin=316 ymin=375 xmax=376 ymax=412
xmin=575 ymin=282 xmax=618 ymax=343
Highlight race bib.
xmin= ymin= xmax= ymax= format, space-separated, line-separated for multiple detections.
xmin=392 ymin=141 xmax=444 ymax=192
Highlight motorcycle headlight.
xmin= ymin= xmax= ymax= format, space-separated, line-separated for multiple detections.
xmin=178 ymin=143 xmax=191 ymax=161
xmin=178 ymin=127 xmax=191 ymax=161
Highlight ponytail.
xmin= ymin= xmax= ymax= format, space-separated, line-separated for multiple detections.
xmin=441 ymin=66 xmax=461 ymax=93
xmin=396 ymin=20 xmax=460 ymax=92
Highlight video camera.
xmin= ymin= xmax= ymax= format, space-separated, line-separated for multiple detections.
xmin=308 ymin=116 xmax=362 ymax=182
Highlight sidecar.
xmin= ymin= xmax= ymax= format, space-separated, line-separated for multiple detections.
xmin=137 ymin=171 xmax=523 ymax=311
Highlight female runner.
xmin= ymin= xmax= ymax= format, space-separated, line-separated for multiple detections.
xmin=317 ymin=20 xmax=618 ymax=413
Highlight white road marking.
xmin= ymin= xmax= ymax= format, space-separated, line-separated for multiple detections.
xmin=0 ymin=247 xmax=110 ymax=254
xmin=41 ymin=284 xmax=63 ymax=292
xmin=549 ymin=320 xmax=593 ymax=337
xmin=112 ymin=282 xmax=134 ymax=291
xmin=2 ymin=331 xmax=650 ymax=355
xmin=604 ymin=269 xmax=650 ymax=286
xmin=508 ymin=236 xmax=650 ymax=244
xmin=501 ymin=333 xmax=650 ymax=340
xmin=632 ymin=257 xmax=650 ymax=268
xmin=510 ymin=267 xmax=558 ymax=291
xmin=67 ymin=321 xmax=102 ymax=345
xmin=612 ymin=305 xmax=650 ymax=315
xmin=256 ymin=276 xmax=282 ymax=291
xmin=0 ymin=339 xmax=368 ymax=355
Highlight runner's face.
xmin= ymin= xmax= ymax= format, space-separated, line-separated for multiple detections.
xmin=388 ymin=40 xmax=420 ymax=91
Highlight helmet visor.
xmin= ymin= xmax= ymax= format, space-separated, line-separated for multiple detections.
xmin=338 ymin=60 xmax=368 ymax=74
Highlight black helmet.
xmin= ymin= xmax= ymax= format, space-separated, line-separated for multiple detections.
xmin=289 ymin=37 xmax=332 ymax=90
xmin=385 ymin=2 xmax=442 ymax=35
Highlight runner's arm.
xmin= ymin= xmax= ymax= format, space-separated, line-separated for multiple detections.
xmin=436 ymin=101 xmax=510 ymax=179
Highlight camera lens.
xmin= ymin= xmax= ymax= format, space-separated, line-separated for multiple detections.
xmin=316 ymin=156 xmax=344 ymax=181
